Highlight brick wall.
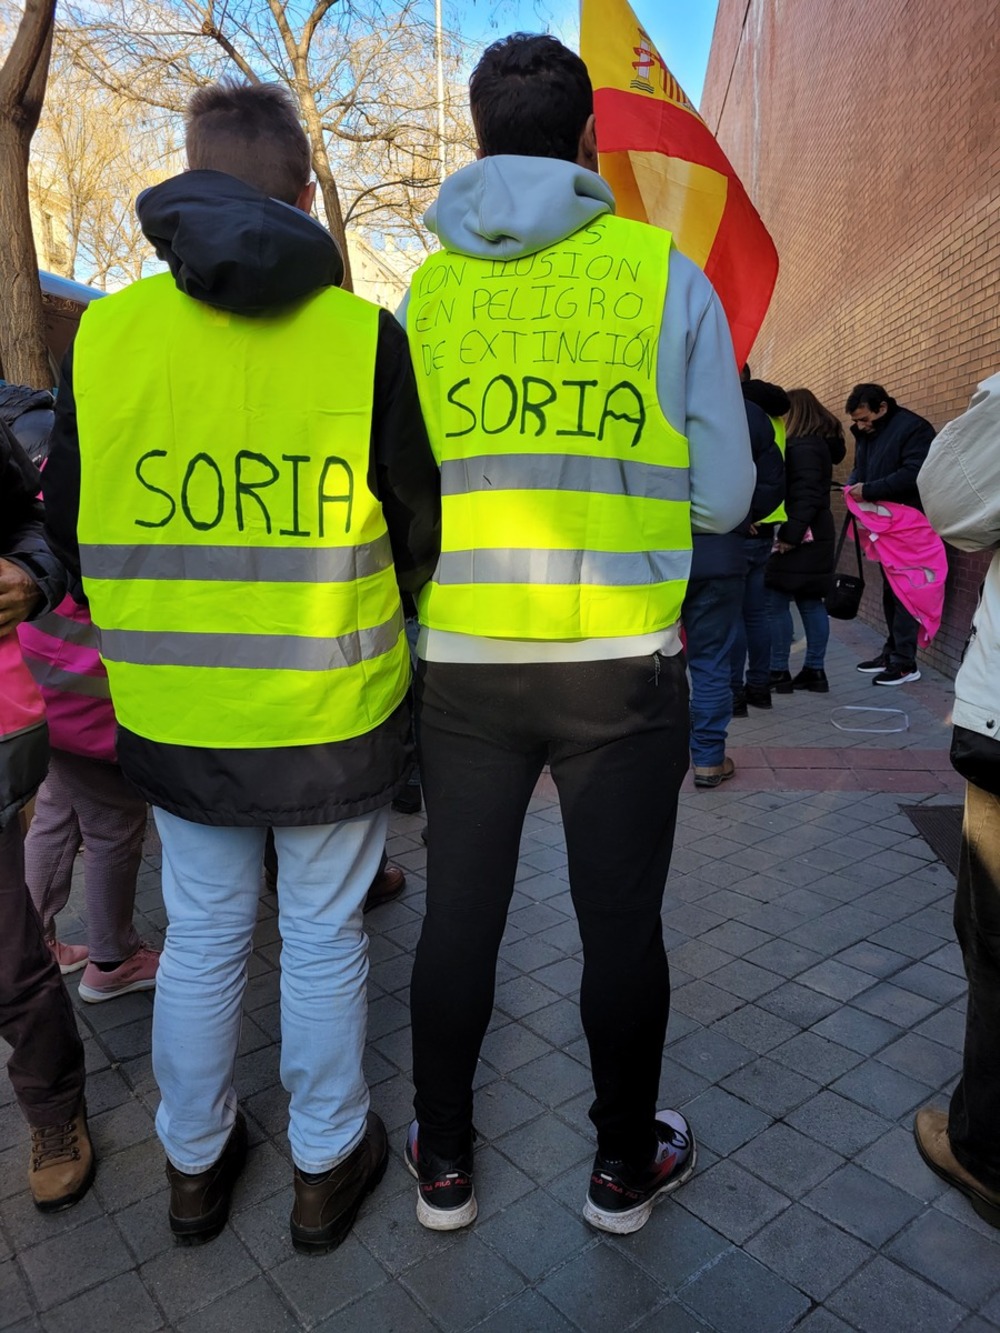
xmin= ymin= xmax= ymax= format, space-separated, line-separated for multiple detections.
xmin=701 ymin=0 xmax=1000 ymax=675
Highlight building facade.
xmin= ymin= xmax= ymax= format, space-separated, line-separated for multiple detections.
xmin=702 ymin=0 xmax=1000 ymax=675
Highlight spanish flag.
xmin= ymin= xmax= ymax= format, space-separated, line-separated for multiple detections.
xmin=580 ymin=0 xmax=778 ymax=366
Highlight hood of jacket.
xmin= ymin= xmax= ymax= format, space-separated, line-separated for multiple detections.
xmin=136 ymin=170 xmax=344 ymax=314
xmin=742 ymin=378 xmax=790 ymax=419
xmin=425 ymin=156 xmax=615 ymax=260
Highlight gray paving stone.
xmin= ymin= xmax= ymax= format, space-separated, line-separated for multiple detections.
xmin=853 ymin=981 xmax=941 ymax=1028
xmin=887 ymin=1205 xmax=1000 ymax=1306
xmin=0 ymin=1258 xmax=33 ymax=1330
xmin=271 ymin=1236 xmax=388 ymax=1324
xmin=19 ymin=1216 xmax=133 ymax=1311
xmin=679 ymin=1159 xmax=789 ymax=1244
xmin=679 ymin=1087 xmax=771 ymax=1155
xmin=856 ymin=1126 xmax=949 ymax=1202
xmin=661 ymin=1059 xmax=712 ymax=1108
xmin=669 ymin=938 xmax=733 ymax=977
xmin=722 ymin=1057 xmax=820 ymax=1117
xmin=315 ymin=1279 xmax=439 ymax=1333
xmin=537 ymin=1243 xmax=668 ymax=1333
xmin=830 ymin=1061 xmax=935 ymax=1119
xmin=40 ymin=1270 xmax=166 ymax=1333
xmin=467 ymin=1145 xmax=535 ymax=1221
xmin=0 ymin=1185 xmax=103 ymax=1253
xmin=799 ymin=958 xmax=879 ymax=1000
xmin=670 ymin=979 xmax=744 ymax=1024
xmin=915 ymin=1005 xmax=966 ymax=1049
xmin=698 ymin=920 xmax=775 ymax=957
xmin=810 ymin=1006 xmax=904 ymax=1056
xmin=631 ymin=1303 xmax=708 ymax=1333
xmin=495 ymin=976 xmax=561 ymax=1020
xmin=756 ymin=981 xmax=840 ymax=1026
xmin=520 ymin=1000 xmax=582 ymax=1047
xmin=733 ymin=1122 xmax=844 ymax=1196
xmin=711 ymin=1005 xmax=800 ymax=1054
xmin=868 ymin=923 xmax=941 ymax=960
xmin=744 ymin=938 xmax=825 ymax=978
xmin=478 ymin=1189 xmax=594 ymax=1282
xmin=709 ymin=959 xmax=784 ymax=1002
xmin=111 ymin=1187 xmax=176 ymax=1265
xmin=140 ymin=1228 xmax=260 ymax=1323
xmin=790 ymin=1312 xmax=855 ymax=1333
xmin=745 ymin=1201 xmax=871 ymax=1300
xmin=494 ymin=1115 xmax=592 ymax=1185
xmin=467 ymin=1289 xmax=577 ymax=1333
xmin=474 ymin=1081 xmax=547 ymax=1142
xmin=480 ymin=1024 xmax=552 ymax=1075
xmin=680 ymin=1246 xmax=810 ymax=1333
xmin=827 ymin=1255 xmax=965 ymax=1333
xmin=786 ymin=1090 xmax=891 ymax=1156
xmin=769 ymin=1030 xmax=864 ymax=1084
xmin=507 ymin=1050 xmax=591 ymax=1108
xmin=803 ymin=1162 xmax=924 ymax=1246
xmin=403 ymin=1232 xmax=525 ymax=1330
xmin=611 ymin=1203 xmax=729 ymax=1288
xmin=669 ymin=1030 xmax=755 ymax=1083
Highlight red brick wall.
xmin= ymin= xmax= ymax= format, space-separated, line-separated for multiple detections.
xmin=701 ymin=0 xmax=1000 ymax=675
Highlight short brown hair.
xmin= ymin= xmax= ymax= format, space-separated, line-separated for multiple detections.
xmin=785 ymin=387 xmax=844 ymax=444
xmin=185 ymin=81 xmax=311 ymax=205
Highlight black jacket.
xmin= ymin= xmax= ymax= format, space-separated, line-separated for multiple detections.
xmin=44 ymin=170 xmax=441 ymax=826
xmin=1 ymin=425 xmax=66 ymax=827
xmin=848 ymin=400 xmax=935 ymax=510
xmin=765 ymin=432 xmax=846 ymax=597
xmin=689 ymin=401 xmax=785 ymax=580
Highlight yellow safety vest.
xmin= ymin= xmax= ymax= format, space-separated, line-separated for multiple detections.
xmin=760 ymin=414 xmax=787 ymax=525
xmin=74 ymin=273 xmax=409 ymax=748
xmin=408 ymin=215 xmax=691 ymax=640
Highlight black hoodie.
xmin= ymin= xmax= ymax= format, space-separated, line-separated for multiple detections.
xmin=45 ymin=171 xmax=441 ymax=825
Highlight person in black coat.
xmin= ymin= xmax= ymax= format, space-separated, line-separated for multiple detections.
xmin=845 ymin=383 xmax=935 ymax=685
xmin=766 ymin=389 xmax=846 ymax=692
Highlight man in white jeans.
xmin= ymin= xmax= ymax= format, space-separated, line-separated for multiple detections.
xmin=44 ymin=82 xmax=439 ymax=1251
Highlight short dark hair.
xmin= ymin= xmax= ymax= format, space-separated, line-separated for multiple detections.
xmin=469 ymin=33 xmax=593 ymax=162
xmin=185 ymin=81 xmax=311 ymax=205
xmin=845 ymin=383 xmax=889 ymax=413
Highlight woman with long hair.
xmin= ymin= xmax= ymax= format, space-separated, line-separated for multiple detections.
xmin=766 ymin=388 xmax=846 ymax=692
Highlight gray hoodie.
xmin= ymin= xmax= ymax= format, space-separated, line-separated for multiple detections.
xmin=400 ymin=156 xmax=755 ymax=663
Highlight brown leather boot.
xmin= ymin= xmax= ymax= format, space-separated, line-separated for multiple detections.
xmin=913 ymin=1106 xmax=1000 ymax=1229
xmin=363 ymin=864 xmax=406 ymax=913
xmin=166 ymin=1110 xmax=248 ymax=1245
xmin=290 ymin=1111 xmax=388 ymax=1255
xmin=28 ymin=1103 xmax=95 ymax=1212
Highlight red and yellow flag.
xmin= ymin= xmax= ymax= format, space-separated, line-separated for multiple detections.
xmin=580 ymin=0 xmax=778 ymax=366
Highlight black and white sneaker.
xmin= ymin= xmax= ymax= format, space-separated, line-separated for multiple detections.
xmin=583 ymin=1109 xmax=696 ymax=1235
xmin=405 ymin=1121 xmax=477 ymax=1230
xmin=873 ymin=666 xmax=921 ymax=686
xmin=857 ymin=654 xmax=889 ymax=673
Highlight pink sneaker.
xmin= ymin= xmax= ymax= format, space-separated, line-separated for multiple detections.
xmin=47 ymin=939 xmax=90 ymax=975
xmin=78 ymin=944 xmax=160 ymax=1003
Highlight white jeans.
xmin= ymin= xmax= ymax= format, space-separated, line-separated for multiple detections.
xmin=151 ymin=806 xmax=387 ymax=1173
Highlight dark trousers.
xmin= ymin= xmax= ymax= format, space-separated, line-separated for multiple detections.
xmin=950 ymin=780 xmax=1000 ymax=1190
xmin=881 ymin=568 xmax=919 ymax=670
xmin=731 ymin=535 xmax=773 ymax=688
xmin=0 ymin=817 xmax=85 ymax=1127
xmin=410 ymin=653 xmax=689 ymax=1166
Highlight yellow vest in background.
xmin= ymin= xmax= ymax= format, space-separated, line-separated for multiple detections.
xmin=74 ymin=273 xmax=409 ymax=748
xmin=408 ymin=215 xmax=691 ymax=640
xmin=760 ymin=414 xmax=787 ymax=525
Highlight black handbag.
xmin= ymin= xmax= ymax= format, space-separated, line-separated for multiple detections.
xmin=950 ymin=725 xmax=1000 ymax=796
xmin=826 ymin=514 xmax=865 ymax=620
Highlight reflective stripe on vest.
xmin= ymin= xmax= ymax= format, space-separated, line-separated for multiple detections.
xmin=408 ymin=215 xmax=690 ymax=640
xmin=73 ymin=274 xmax=409 ymax=749
xmin=760 ymin=414 xmax=788 ymax=525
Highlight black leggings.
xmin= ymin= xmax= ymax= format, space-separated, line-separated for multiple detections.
xmin=409 ymin=652 xmax=689 ymax=1165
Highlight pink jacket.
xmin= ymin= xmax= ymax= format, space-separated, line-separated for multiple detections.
xmin=0 ymin=634 xmax=46 ymax=741
xmin=18 ymin=596 xmax=117 ymax=762
xmin=843 ymin=490 xmax=947 ymax=647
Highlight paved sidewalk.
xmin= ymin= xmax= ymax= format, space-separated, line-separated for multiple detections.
xmin=2 ymin=618 xmax=995 ymax=1332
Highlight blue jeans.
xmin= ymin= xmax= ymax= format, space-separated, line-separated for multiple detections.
xmin=766 ymin=588 xmax=830 ymax=671
xmin=152 ymin=806 xmax=387 ymax=1173
xmin=731 ymin=537 xmax=772 ymax=688
xmin=683 ymin=575 xmax=745 ymax=766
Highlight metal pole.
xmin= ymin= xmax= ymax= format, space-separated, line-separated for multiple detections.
xmin=435 ymin=0 xmax=446 ymax=183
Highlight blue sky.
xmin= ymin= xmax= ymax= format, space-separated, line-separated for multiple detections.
xmin=454 ymin=0 xmax=720 ymax=106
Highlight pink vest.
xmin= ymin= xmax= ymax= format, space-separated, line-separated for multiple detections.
xmin=843 ymin=491 xmax=948 ymax=648
xmin=0 ymin=633 xmax=46 ymax=740
xmin=18 ymin=596 xmax=117 ymax=762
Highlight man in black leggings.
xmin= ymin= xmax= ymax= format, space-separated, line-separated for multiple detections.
xmin=401 ymin=34 xmax=754 ymax=1235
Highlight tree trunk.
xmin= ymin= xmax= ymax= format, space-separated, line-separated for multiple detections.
xmin=314 ymin=147 xmax=353 ymax=292
xmin=0 ymin=121 xmax=50 ymax=386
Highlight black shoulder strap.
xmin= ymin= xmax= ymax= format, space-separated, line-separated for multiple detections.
xmin=835 ymin=513 xmax=864 ymax=579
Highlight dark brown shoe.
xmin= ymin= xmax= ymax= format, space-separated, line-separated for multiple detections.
xmin=290 ymin=1111 xmax=388 ymax=1255
xmin=166 ymin=1110 xmax=248 ymax=1245
xmin=364 ymin=864 xmax=406 ymax=913
xmin=28 ymin=1103 xmax=95 ymax=1212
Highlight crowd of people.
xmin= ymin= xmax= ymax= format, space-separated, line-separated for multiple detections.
xmin=1 ymin=29 xmax=997 ymax=1277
